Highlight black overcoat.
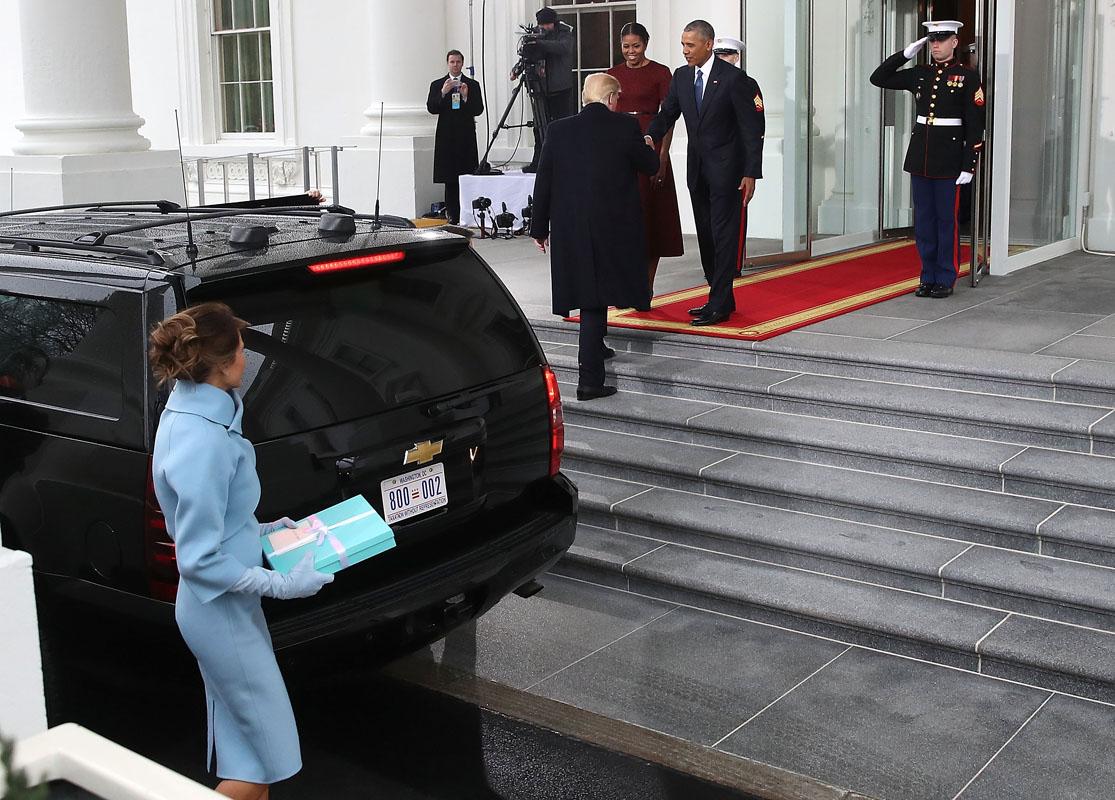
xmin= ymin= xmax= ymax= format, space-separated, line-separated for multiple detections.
xmin=426 ymin=75 xmax=484 ymax=182
xmin=530 ymin=103 xmax=659 ymax=316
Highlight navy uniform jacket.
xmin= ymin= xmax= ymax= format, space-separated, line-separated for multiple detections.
xmin=871 ymin=50 xmax=986 ymax=178
xmin=647 ymin=57 xmax=765 ymax=193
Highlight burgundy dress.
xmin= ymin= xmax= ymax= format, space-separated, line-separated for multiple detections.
xmin=606 ymin=60 xmax=684 ymax=260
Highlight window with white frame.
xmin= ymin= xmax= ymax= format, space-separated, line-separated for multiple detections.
xmin=546 ymin=1 xmax=636 ymax=106
xmin=212 ymin=0 xmax=275 ymax=135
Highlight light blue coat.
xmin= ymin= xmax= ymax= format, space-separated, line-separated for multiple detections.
xmin=152 ymin=380 xmax=301 ymax=784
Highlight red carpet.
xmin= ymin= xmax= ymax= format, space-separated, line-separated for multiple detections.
xmin=575 ymin=241 xmax=970 ymax=342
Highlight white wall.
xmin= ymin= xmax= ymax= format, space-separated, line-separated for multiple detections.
xmin=290 ymin=0 xmax=372 ymax=147
xmin=0 ymin=3 xmax=26 ymax=162
xmin=0 ymin=548 xmax=47 ymax=741
xmin=126 ymin=0 xmax=183 ymax=151
xmin=1088 ymin=0 xmax=1115 ymax=250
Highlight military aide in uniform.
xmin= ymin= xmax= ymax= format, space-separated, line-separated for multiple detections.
xmin=871 ymin=20 xmax=985 ymax=299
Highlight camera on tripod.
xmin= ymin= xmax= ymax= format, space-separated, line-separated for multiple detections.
xmin=514 ymin=24 xmax=547 ymax=74
xmin=475 ymin=23 xmax=559 ymax=176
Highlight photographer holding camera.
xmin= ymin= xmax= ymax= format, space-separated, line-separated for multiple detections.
xmin=512 ymin=7 xmax=574 ymax=170
xmin=427 ymin=49 xmax=484 ymax=224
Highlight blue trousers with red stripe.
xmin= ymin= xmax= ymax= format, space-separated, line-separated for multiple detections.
xmin=911 ymin=174 xmax=960 ymax=287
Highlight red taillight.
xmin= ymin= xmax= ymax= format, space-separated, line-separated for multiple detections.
xmin=144 ymin=461 xmax=179 ymax=602
xmin=543 ymin=365 xmax=564 ymax=477
xmin=307 ymin=251 xmax=406 ymax=273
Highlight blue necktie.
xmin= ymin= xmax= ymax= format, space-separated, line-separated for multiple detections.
xmin=695 ymin=68 xmax=704 ymax=112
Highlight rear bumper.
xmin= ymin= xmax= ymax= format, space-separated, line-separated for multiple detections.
xmin=268 ymin=474 xmax=578 ymax=653
xmin=38 ymin=475 xmax=577 ymax=659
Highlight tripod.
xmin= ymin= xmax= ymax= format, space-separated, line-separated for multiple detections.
xmin=475 ymin=63 xmax=551 ymax=175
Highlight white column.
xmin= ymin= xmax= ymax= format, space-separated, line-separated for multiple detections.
xmin=339 ymin=0 xmax=447 ymax=216
xmin=360 ymin=1 xmax=445 ymax=137
xmin=0 ymin=548 xmax=47 ymax=740
xmin=0 ymin=0 xmax=182 ymax=208
xmin=13 ymin=0 xmax=149 ymax=155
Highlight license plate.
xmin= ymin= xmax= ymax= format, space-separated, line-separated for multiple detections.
xmin=380 ymin=462 xmax=448 ymax=525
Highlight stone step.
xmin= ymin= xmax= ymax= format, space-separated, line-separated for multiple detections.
xmin=562 ymin=425 xmax=1115 ymax=568
xmin=554 ymin=523 xmax=1115 ymax=703
xmin=570 ymin=471 xmax=1115 ymax=632
xmin=545 ymin=347 xmax=1115 ymax=453
xmin=531 ymin=317 xmax=1115 ymax=407
xmin=557 ymin=380 xmax=1115 ymax=510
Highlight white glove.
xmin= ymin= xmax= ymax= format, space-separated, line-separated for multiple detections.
xmin=903 ymin=37 xmax=929 ymax=59
xmin=955 ymin=171 xmax=973 ymax=186
xmin=230 ymin=552 xmax=334 ymax=599
xmin=259 ymin=516 xmax=298 ymax=536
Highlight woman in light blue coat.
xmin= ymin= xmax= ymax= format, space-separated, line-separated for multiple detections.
xmin=149 ymin=302 xmax=332 ymax=800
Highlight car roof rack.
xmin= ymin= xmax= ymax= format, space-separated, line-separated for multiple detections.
xmin=0 ymin=236 xmax=173 ymax=266
xmin=0 ymin=200 xmax=183 ymax=218
xmin=72 ymin=204 xmax=328 ymax=246
xmin=0 ymin=203 xmax=421 ymax=265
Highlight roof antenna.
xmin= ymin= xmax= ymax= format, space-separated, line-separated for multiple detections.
xmin=373 ymin=101 xmax=384 ymax=229
xmin=174 ymin=109 xmax=199 ymax=260
xmin=8 ymin=167 xmax=13 ymax=211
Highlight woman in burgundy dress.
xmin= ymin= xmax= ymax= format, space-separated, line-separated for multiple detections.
xmin=606 ymin=22 xmax=684 ymax=293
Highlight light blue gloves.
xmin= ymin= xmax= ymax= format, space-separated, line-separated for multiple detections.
xmin=230 ymin=552 xmax=334 ymax=599
xmin=260 ymin=517 xmax=298 ymax=536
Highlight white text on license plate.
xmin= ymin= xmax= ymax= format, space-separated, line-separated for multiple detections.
xmin=380 ymin=462 xmax=448 ymax=525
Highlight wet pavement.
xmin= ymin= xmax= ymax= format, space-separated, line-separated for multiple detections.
xmin=46 ymin=622 xmax=762 ymax=799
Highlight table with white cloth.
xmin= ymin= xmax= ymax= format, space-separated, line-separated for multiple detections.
xmin=457 ymin=169 xmax=536 ymax=230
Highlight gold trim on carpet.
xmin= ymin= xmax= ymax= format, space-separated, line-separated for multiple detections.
xmin=626 ymin=240 xmax=915 ymax=314
xmin=604 ymin=249 xmax=970 ymax=338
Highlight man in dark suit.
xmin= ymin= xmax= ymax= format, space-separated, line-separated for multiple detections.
xmin=427 ymin=50 xmax=484 ymax=224
xmin=647 ymin=20 xmax=765 ymax=326
xmin=530 ymin=73 xmax=659 ymax=401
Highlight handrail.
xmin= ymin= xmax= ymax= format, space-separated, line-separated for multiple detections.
xmin=188 ymin=145 xmax=350 ymax=206
xmin=8 ymin=723 xmax=222 ymax=799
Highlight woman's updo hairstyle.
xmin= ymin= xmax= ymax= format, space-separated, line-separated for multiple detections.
xmin=619 ymin=21 xmax=650 ymax=44
xmin=149 ymin=302 xmax=248 ymax=387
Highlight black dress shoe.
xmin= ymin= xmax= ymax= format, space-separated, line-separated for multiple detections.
xmin=687 ymin=304 xmax=709 ymax=317
xmin=602 ymin=346 xmax=616 ymax=360
xmin=914 ymin=283 xmax=933 ymax=298
xmin=691 ymin=310 xmax=730 ymax=327
xmin=577 ymin=385 xmax=618 ymax=401
xmin=929 ymin=283 xmax=954 ymax=298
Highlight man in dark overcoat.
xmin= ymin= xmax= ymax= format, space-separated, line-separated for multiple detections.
xmin=427 ymin=49 xmax=484 ymax=224
xmin=530 ymin=73 xmax=659 ymax=401
xmin=646 ymin=20 xmax=765 ymax=327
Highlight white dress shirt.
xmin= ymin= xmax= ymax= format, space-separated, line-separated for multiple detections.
xmin=693 ymin=53 xmax=715 ymax=85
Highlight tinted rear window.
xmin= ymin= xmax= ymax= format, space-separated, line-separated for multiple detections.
xmin=0 ymin=292 xmax=121 ymax=419
xmin=197 ymin=250 xmax=540 ymax=441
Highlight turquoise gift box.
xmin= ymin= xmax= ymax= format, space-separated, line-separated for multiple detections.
xmin=262 ymin=494 xmax=395 ymax=575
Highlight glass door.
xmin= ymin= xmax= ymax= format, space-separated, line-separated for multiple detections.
xmin=1006 ymin=0 xmax=1086 ymax=258
xmin=808 ymin=0 xmax=885 ymax=256
xmin=880 ymin=0 xmax=923 ymax=238
xmin=740 ymin=0 xmax=810 ymax=268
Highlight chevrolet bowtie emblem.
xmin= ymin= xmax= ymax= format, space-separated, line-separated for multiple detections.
xmin=404 ymin=439 xmax=444 ymax=466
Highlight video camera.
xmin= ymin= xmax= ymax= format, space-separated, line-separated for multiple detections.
xmin=513 ymin=24 xmax=548 ymax=77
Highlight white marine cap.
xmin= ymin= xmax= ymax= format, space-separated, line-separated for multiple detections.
xmin=713 ymin=36 xmax=744 ymax=54
xmin=922 ymin=20 xmax=962 ymax=35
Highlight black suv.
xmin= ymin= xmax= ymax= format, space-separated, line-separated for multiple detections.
xmin=0 ymin=201 xmax=576 ymax=660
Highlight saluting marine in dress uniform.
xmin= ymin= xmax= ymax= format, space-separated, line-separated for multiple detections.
xmin=871 ymin=20 xmax=986 ymax=298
